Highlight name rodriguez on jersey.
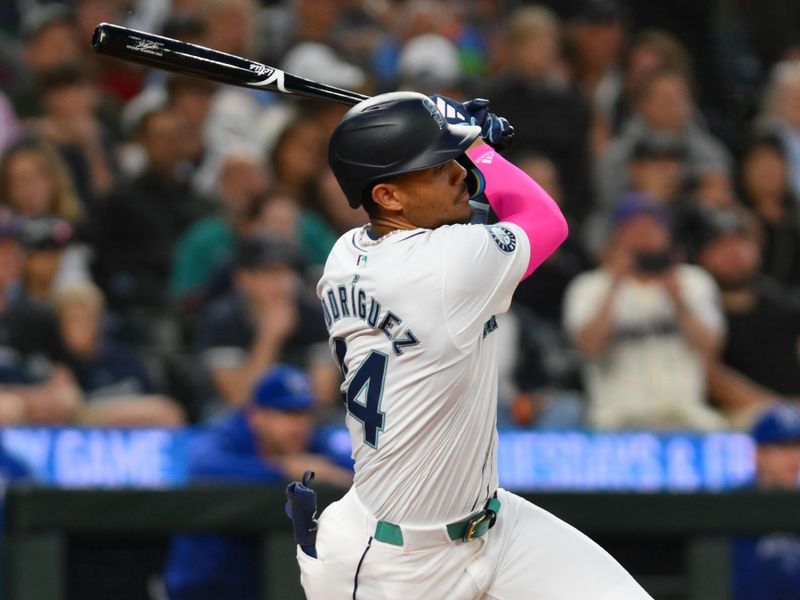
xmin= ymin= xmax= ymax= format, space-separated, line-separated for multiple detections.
xmin=319 ymin=282 xmax=421 ymax=355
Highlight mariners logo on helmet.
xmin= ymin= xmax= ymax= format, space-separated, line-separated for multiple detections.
xmin=423 ymin=98 xmax=446 ymax=130
xmin=487 ymin=225 xmax=517 ymax=253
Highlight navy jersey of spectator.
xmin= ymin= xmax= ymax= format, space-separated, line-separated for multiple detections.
xmin=0 ymin=215 xmax=62 ymax=384
xmin=163 ymin=365 xmax=352 ymax=600
xmin=733 ymin=404 xmax=800 ymax=600
xmin=196 ymin=290 xmax=327 ymax=370
xmin=61 ymin=340 xmax=154 ymax=399
xmin=194 ymin=235 xmax=332 ymax=407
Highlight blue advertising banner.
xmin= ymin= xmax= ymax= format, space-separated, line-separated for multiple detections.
xmin=0 ymin=428 xmax=755 ymax=491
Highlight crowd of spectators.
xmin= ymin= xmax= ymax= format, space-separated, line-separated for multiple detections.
xmin=0 ymin=0 xmax=797 ymax=434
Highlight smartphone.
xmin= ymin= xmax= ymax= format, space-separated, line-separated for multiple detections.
xmin=634 ymin=251 xmax=672 ymax=274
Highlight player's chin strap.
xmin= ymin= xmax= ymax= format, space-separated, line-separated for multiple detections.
xmin=456 ymin=153 xmax=490 ymax=224
xmin=456 ymin=153 xmax=486 ymax=200
xmin=285 ymin=470 xmax=318 ymax=557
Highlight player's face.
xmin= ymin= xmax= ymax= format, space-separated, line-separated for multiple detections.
xmin=756 ymin=444 xmax=800 ymax=488
xmin=393 ymin=159 xmax=473 ymax=228
xmin=247 ymin=407 xmax=313 ymax=456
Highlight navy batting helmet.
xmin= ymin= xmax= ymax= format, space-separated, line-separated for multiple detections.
xmin=328 ymin=91 xmax=484 ymax=209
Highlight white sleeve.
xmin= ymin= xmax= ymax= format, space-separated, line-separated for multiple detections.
xmin=679 ymin=266 xmax=726 ymax=334
xmin=562 ymin=271 xmax=610 ymax=338
xmin=440 ymin=222 xmax=530 ymax=349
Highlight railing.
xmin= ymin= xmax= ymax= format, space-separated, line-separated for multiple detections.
xmin=4 ymin=486 xmax=800 ymax=600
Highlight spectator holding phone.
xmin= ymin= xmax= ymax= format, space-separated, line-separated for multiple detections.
xmin=563 ymin=194 xmax=726 ymax=430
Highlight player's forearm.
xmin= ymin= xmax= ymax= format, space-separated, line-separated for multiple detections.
xmin=467 ymin=145 xmax=568 ymax=279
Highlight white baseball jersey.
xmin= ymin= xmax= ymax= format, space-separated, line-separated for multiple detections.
xmin=317 ymin=221 xmax=529 ymax=525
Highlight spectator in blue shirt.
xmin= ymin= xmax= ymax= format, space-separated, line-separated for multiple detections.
xmin=163 ymin=364 xmax=352 ymax=600
xmin=733 ymin=403 xmax=800 ymax=600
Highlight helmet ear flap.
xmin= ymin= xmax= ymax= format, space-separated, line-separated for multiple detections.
xmin=455 ymin=154 xmax=485 ymax=199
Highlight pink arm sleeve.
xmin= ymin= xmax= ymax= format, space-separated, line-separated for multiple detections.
xmin=467 ymin=145 xmax=568 ymax=280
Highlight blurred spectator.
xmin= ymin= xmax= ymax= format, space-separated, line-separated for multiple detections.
xmin=487 ymin=6 xmax=592 ymax=222
xmin=0 ymin=92 xmax=19 ymax=152
xmin=283 ymin=42 xmax=367 ymax=93
xmin=164 ymin=74 xmax=218 ymax=194
xmin=0 ymin=210 xmax=83 ymax=425
xmin=584 ymin=133 xmax=687 ymax=262
xmin=311 ymin=167 xmax=369 ymax=235
xmin=35 ymin=63 xmax=116 ymax=206
xmin=170 ymin=149 xmax=270 ymax=304
xmin=738 ymin=135 xmax=800 ymax=293
xmin=696 ymin=208 xmax=800 ymax=423
xmin=395 ymin=33 xmax=462 ymax=95
xmin=243 ymin=188 xmax=336 ymax=269
xmin=498 ymin=305 xmax=584 ymax=430
xmin=17 ymin=215 xmax=76 ymax=302
xmin=563 ymin=195 xmax=726 ymax=430
xmin=564 ymin=0 xmax=627 ymax=156
xmin=268 ymin=114 xmax=326 ymax=201
xmin=733 ymin=403 xmax=800 ymax=600
xmin=0 ymin=211 xmax=60 ymax=381
xmin=162 ymin=365 xmax=352 ymax=600
xmin=195 ymin=235 xmax=335 ymax=409
xmin=596 ymin=67 xmax=732 ymax=211
xmin=74 ymin=0 xmax=146 ymax=103
xmin=198 ymin=0 xmax=260 ymax=59
xmin=370 ymin=0 xmax=451 ymax=89
xmin=93 ymin=107 xmax=214 ymax=310
xmin=512 ymin=154 xmax=590 ymax=325
xmin=54 ymin=282 xmax=185 ymax=428
xmin=0 ymin=138 xmax=92 ymax=288
xmin=0 ymin=136 xmax=83 ymax=224
xmin=759 ymin=60 xmax=800 ymax=200
xmin=611 ymin=29 xmax=693 ymax=134
xmin=9 ymin=3 xmax=82 ymax=118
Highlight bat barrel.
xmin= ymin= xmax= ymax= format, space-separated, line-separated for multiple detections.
xmin=91 ymin=22 xmax=369 ymax=106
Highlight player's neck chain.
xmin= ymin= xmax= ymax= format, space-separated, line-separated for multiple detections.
xmin=358 ymin=225 xmax=405 ymax=247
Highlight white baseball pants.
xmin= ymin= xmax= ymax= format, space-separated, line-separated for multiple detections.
xmin=296 ymin=487 xmax=653 ymax=599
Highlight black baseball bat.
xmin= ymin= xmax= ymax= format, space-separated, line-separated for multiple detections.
xmin=91 ymin=22 xmax=370 ymax=106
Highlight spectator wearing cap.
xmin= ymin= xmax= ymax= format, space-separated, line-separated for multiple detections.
xmin=563 ymin=194 xmax=726 ymax=430
xmin=195 ymin=235 xmax=335 ymax=410
xmin=696 ymin=207 xmax=800 ymax=424
xmin=162 ymin=364 xmax=352 ymax=600
xmin=596 ymin=67 xmax=732 ymax=212
xmin=53 ymin=282 xmax=184 ymax=428
xmin=732 ymin=403 xmax=800 ymax=600
xmin=0 ymin=209 xmax=83 ymax=425
xmin=17 ymin=215 xmax=76 ymax=302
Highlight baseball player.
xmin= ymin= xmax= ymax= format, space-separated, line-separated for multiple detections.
xmin=299 ymin=91 xmax=653 ymax=599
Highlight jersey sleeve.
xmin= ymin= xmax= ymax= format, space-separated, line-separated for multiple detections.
xmin=441 ymin=222 xmax=531 ymax=348
xmin=680 ymin=266 xmax=725 ymax=334
xmin=562 ymin=271 xmax=609 ymax=338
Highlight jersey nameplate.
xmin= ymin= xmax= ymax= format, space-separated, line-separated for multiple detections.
xmin=320 ymin=284 xmax=421 ymax=356
xmin=486 ymin=225 xmax=517 ymax=253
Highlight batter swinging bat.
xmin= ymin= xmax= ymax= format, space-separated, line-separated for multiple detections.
xmin=91 ymin=22 xmax=369 ymax=106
